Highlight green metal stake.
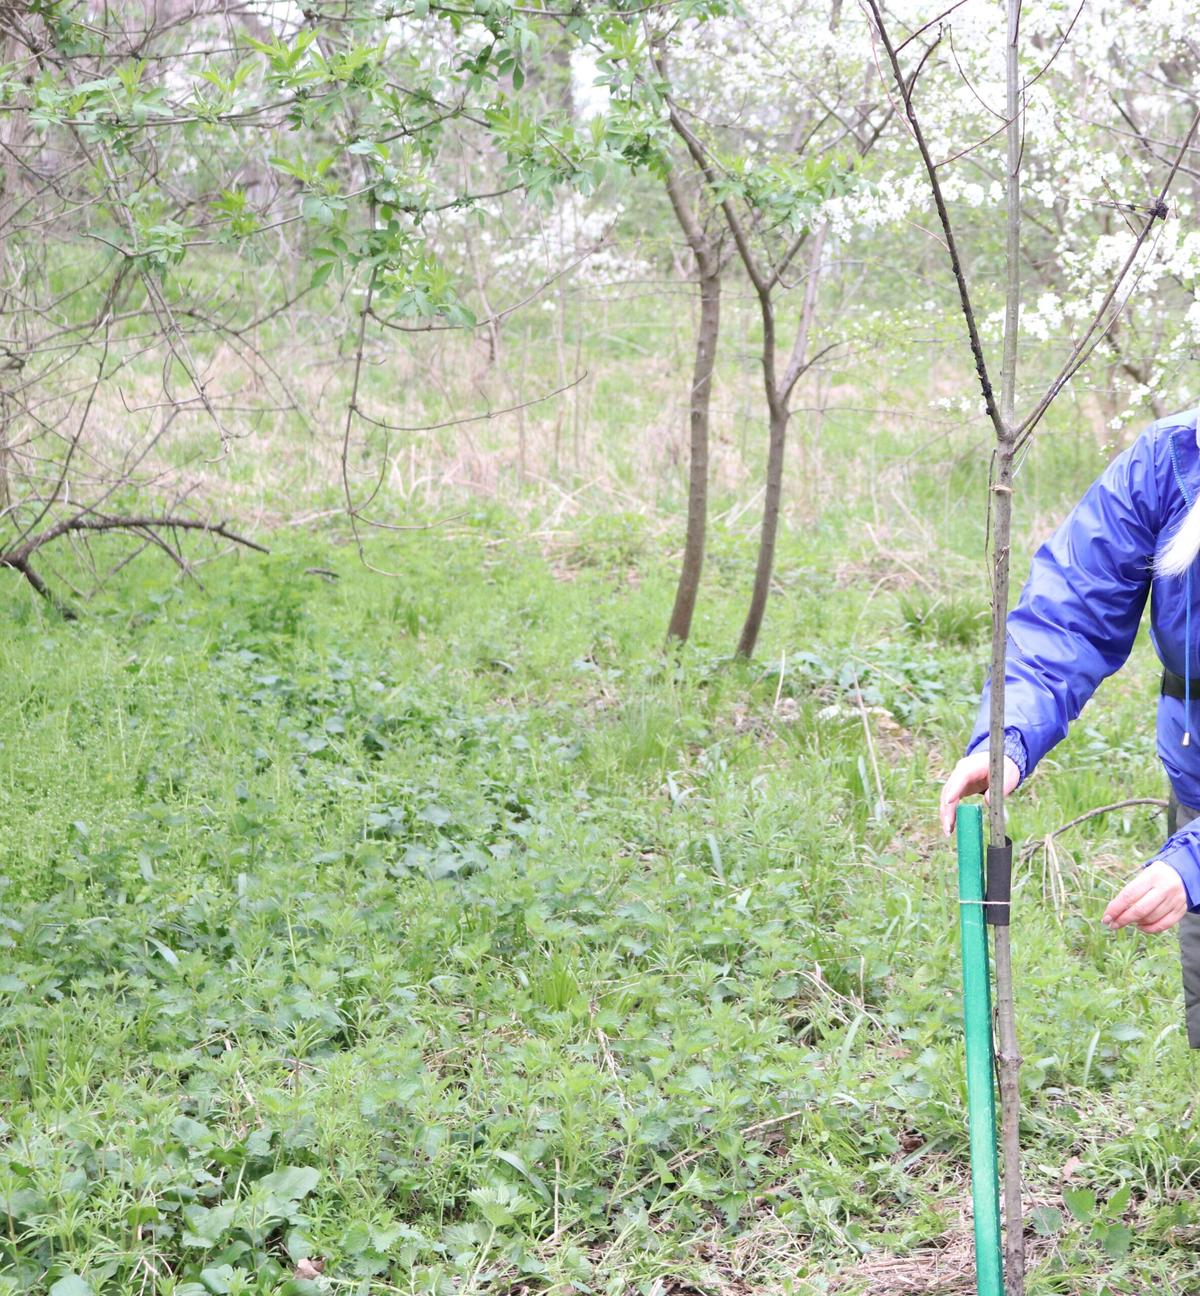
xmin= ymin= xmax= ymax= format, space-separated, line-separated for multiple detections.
xmin=957 ymin=803 xmax=1003 ymax=1296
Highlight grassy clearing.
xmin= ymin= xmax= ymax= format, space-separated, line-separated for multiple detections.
xmin=2 ymin=428 xmax=1199 ymax=1295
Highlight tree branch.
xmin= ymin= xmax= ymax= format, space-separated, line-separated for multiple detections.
xmin=4 ymin=512 xmax=266 ymax=563
xmin=863 ymin=0 xmax=1004 ymax=439
xmin=1014 ymin=109 xmax=1199 ymax=450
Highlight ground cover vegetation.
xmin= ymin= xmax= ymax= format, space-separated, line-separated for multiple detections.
xmin=2 ymin=421 xmax=1199 ymax=1295
xmin=5 ymin=1 xmax=1200 ymax=1294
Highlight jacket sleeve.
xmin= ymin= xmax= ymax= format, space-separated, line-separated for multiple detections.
xmin=1153 ymin=830 xmax=1200 ymax=911
xmin=967 ymin=429 xmax=1163 ymax=776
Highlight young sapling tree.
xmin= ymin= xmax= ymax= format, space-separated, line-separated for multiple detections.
xmin=866 ymin=2 xmax=1198 ymax=1288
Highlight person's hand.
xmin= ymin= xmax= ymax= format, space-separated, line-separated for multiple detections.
xmin=1102 ymin=861 xmax=1188 ymax=934
xmin=939 ymin=750 xmax=1020 ymax=836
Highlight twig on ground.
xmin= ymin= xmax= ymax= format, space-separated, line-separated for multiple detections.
xmin=1019 ymin=797 xmax=1169 ymax=864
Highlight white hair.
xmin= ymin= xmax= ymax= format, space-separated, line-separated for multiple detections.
xmin=1158 ymin=493 xmax=1200 ymax=577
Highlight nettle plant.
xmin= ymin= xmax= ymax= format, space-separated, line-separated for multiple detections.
xmin=0 ymin=0 xmax=665 ymax=603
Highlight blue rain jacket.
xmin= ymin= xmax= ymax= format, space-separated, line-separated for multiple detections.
xmin=967 ymin=411 xmax=1200 ymax=909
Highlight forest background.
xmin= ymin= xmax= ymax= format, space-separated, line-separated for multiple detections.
xmin=2 ymin=2 xmax=1200 ymax=1294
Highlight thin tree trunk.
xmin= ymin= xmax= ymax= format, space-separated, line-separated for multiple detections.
xmin=862 ymin=20 xmax=1190 ymax=1290
xmin=667 ymin=264 xmax=721 ymax=642
xmin=737 ymin=396 xmax=787 ymax=658
xmin=662 ymin=160 xmax=724 ymax=644
xmin=990 ymin=0 xmax=1025 ymax=1287
xmin=989 ymin=440 xmax=1020 ymax=1286
xmin=737 ymin=229 xmax=825 ymax=659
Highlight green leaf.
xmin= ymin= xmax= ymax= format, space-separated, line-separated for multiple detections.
xmin=1030 ymin=1205 xmax=1063 ymax=1236
xmin=258 ymin=1165 xmax=320 ymax=1202
xmin=200 ymin=1265 xmax=235 ymax=1295
xmin=1063 ymin=1187 xmax=1096 ymax=1223
xmin=127 ymin=1203 xmax=160 ymax=1228
xmin=172 ymin=1115 xmax=213 ymax=1149
xmin=1100 ymin=1223 xmax=1133 ymax=1259
xmin=342 ymin=1219 xmax=371 ymax=1255
xmin=149 ymin=936 xmax=179 ymax=967
xmin=302 ymin=195 xmax=335 ymax=225
xmin=50 ymin=1278 xmax=94 ymax=1296
xmin=493 ymin=1149 xmax=551 ymax=1202
xmin=182 ymin=1202 xmax=237 ymax=1248
xmin=246 ymin=1126 xmax=274 ymax=1158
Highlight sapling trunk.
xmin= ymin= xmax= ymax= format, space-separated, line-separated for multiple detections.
xmin=864 ymin=4 xmax=1196 ymax=1286
xmin=667 ymin=267 xmax=720 ymax=642
xmin=737 ymin=398 xmax=788 ymax=658
xmin=737 ymin=228 xmax=825 ymax=659
xmin=0 ymin=410 xmax=9 ymax=514
xmin=989 ymin=2 xmax=1026 ymax=1287
xmin=664 ymin=164 xmax=723 ymax=644
xmin=656 ymin=52 xmax=837 ymax=661
xmin=987 ymin=437 xmax=1023 ymax=1295
xmin=863 ymin=0 xmax=1025 ymax=1283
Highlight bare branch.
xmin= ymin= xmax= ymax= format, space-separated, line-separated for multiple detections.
xmin=1015 ymin=111 xmax=1199 ymax=449
xmin=863 ymin=0 xmax=1004 ymax=439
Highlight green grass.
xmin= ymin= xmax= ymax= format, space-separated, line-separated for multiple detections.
xmin=2 ymin=480 xmax=1199 ymax=1295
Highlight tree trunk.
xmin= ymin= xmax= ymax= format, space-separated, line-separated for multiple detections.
xmin=667 ymin=264 xmax=721 ymax=642
xmin=988 ymin=438 xmax=1022 ymax=1294
xmin=736 ymin=228 xmax=824 ymax=660
xmin=736 ymin=398 xmax=788 ymax=658
xmin=991 ymin=1 xmax=1026 ymax=1288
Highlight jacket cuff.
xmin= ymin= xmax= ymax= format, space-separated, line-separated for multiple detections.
xmin=1152 ymin=834 xmax=1200 ymax=911
xmin=967 ymin=728 xmax=1029 ymax=785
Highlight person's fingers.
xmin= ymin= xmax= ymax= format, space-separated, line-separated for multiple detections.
xmin=938 ymin=787 xmax=952 ymax=836
xmin=1138 ymin=908 xmax=1185 ymax=934
xmin=1102 ymin=872 xmax=1155 ymax=928
xmin=1108 ymin=887 xmax=1166 ymax=929
xmin=940 ymin=756 xmax=990 ymax=836
xmin=939 ymin=765 xmax=968 ymax=836
xmin=1125 ymin=890 xmax=1176 ymax=929
xmin=1133 ymin=866 xmax=1188 ymax=931
xmin=939 ymin=752 xmax=1022 ymax=836
xmin=941 ymin=778 xmax=971 ymax=835
xmin=1104 ymin=869 xmax=1153 ymax=918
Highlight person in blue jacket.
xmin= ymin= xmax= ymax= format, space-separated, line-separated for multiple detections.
xmin=939 ymin=410 xmax=1200 ymax=1046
